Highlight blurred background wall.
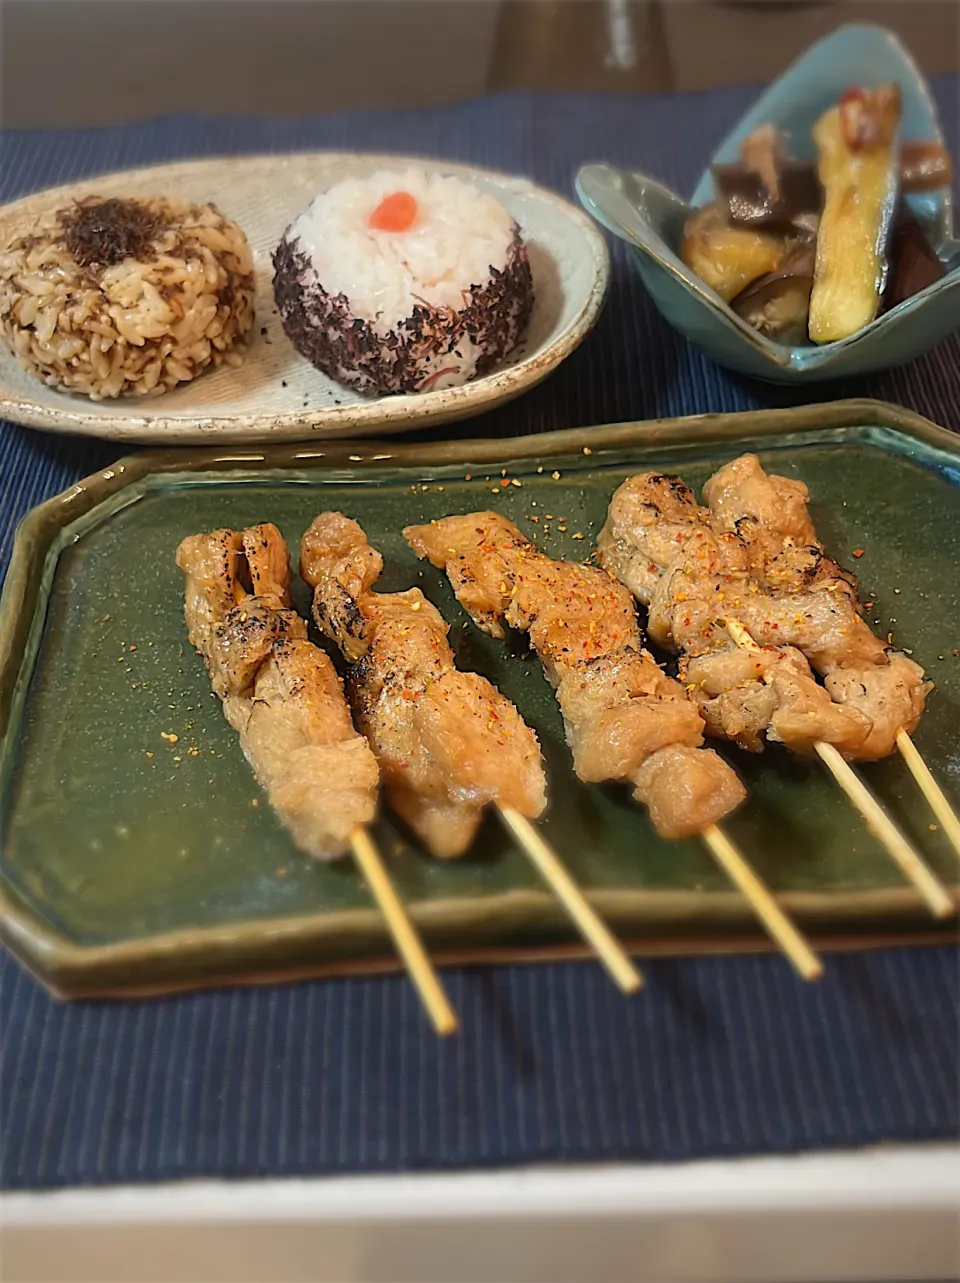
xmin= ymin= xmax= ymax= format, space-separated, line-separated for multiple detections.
xmin=2 ymin=0 xmax=958 ymax=129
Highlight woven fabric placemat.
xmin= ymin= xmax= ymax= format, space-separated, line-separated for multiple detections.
xmin=1 ymin=81 xmax=958 ymax=1188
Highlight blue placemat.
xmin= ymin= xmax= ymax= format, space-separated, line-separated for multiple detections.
xmin=1 ymin=84 xmax=959 ymax=1190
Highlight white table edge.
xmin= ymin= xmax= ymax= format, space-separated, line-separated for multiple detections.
xmin=2 ymin=1144 xmax=959 ymax=1283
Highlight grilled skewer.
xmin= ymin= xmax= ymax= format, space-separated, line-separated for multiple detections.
xmin=702 ymin=454 xmax=929 ymax=758
xmin=702 ymin=454 xmax=960 ymax=860
xmin=597 ymin=470 xmax=875 ymax=758
xmin=405 ymin=511 xmax=746 ymax=836
xmin=698 ymin=451 xmax=960 ymax=862
xmin=176 ymin=524 xmax=379 ymax=858
xmin=597 ymin=463 xmax=954 ymax=916
xmin=176 ymin=523 xmax=457 ymax=1034
xmin=301 ymin=513 xmax=642 ymax=992
xmin=301 ymin=512 xmax=547 ymax=856
xmin=405 ymin=513 xmax=822 ymax=979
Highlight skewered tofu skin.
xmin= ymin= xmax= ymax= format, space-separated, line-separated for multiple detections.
xmin=300 ymin=513 xmax=546 ymax=859
xmin=176 ymin=523 xmax=379 ymax=859
xmin=598 ymin=473 xmax=871 ymax=756
xmin=702 ymin=454 xmax=930 ymax=758
xmin=404 ymin=513 xmax=745 ymax=839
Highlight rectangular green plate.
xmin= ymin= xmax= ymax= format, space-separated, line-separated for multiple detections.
xmin=1 ymin=398 xmax=958 ymax=997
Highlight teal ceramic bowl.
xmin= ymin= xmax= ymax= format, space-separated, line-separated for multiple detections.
xmin=576 ymin=24 xmax=960 ymax=383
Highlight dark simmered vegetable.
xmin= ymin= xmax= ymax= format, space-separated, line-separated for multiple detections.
xmin=899 ymin=140 xmax=954 ymax=193
xmin=681 ymin=83 xmax=952 ymax=346
xmin=681 ymin=203 xmax=787 ymax=302
xmin=713 ymin=126 xmax=821 ymax=228
xmin=731 ymin=242 xmax=816 ymax=342
xmin=741 ymin=125 xmax=784 ymax=202
xmin=808 ymin=85 xmax=901 ymax=343
xmin=714 ymin=161 xmax=821 ymax=229
xmin=883 ymin=206 xmax=947 ymax=309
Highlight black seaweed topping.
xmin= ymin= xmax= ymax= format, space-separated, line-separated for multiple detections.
xmin=60 ymin=198 xmax=165 ymax=268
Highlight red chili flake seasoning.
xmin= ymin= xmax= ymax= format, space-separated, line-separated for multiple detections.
xmin=852 ymin=548 xmax=865 ymax=558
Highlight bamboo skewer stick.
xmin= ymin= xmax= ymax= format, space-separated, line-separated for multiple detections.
xmin=498 ymin=805 xmax=643 ymax=994
xmin=723 ymin=619 xmax=954 ymax=920
xmin=814 ymin=743 xmax=953 ymax=918
xmin=701 ymin=824 xmax=823 ymax=980
xmin=895 ymin=729 xmax=960 ymax=862
xmin=350 ymin=825 xmax=458 ymax=1036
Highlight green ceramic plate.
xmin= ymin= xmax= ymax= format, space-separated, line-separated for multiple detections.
xmin=1 ymin=398 xmax=958 ymax=997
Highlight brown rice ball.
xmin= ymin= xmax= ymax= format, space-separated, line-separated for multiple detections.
xmin=0 ymin=195 xmax=255 ymax=399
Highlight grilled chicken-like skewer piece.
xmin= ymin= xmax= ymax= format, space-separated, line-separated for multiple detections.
xmin=407 ymin=513 xmax=828 ymax=978
xmin=300 ymin=514 xmax=547 ymax=859
xmin=701 ymin=454 xmax=929 ymax=760
xmin=597 ymin=472 xmax=873 ymax=756
xmin=702 ymin=455 xmax=958 ymax=867
xmin=404 ymin=512 xmax=746 ymax=839
xmin=599 ymin=467 xmax=952 ymax=918
xmin=178 ymin=523 xmax=457 ymax=1031
xmin=176 ymin=523 xmax=379 ymax=859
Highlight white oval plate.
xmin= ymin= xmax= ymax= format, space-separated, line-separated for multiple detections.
xmin=0 ymin=153 xmax=609 ymax=444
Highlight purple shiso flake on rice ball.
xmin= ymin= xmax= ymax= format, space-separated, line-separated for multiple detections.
xmin=271 ymin=170 xmax=534 ymax=397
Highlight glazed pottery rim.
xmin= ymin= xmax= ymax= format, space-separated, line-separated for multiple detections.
xmin=576 ymin=162 xmax=959 ymax=374
xmin=0 ymin=150 xmax=610 ymax=443
xmin=2 ymin=396 xmax=958 ymax=996
xmin=575 ymin=22 xmax=958 ymax=374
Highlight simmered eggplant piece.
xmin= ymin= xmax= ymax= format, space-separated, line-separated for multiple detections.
xmin=714 ymin=130 xmax=950 ymax=223
xmin=899 ymin=141 xmax=954 ymax=193
xmin=883 ymin=206 xmax=947 ymax=309
xmin=680 ymin=202 xmax=787 ymax=302
xmin=714 ymin=162 xmax=821 ymax=229
xmin=808 ymin=85 xmax=902 ymax=343
xmin=713 ymin=126 xmax=821 ymax=228
xmin=742 ymin=125 xmax=784 ymax=201
xmin=731 ymin=242 xmax=816 ymax=342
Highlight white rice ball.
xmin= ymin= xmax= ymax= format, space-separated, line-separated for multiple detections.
xmin=272 ymin=169 xmax=533 ymax=396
